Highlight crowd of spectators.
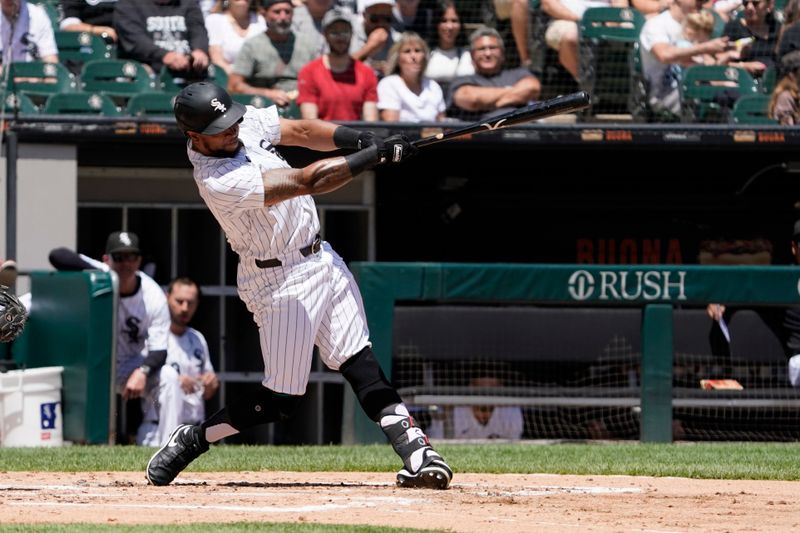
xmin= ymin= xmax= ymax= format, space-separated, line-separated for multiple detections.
xmin=2 ymin=0 xmax=800 ymax=122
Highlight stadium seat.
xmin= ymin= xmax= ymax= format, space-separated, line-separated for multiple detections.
xmin=1 ymin=93 xmax=38 ymax=115
xmin=126 ymin=92 xmax=176 ymax=117
xmin=731 ymin=94 xmax=777 ymax=124
xmin=80 ymin=59 xmax=158 ymax=106
xmin=758 ymin=65 xmax=777 ymax=95
xmin=55 ymin=31 xmax=116 ymax=76
xmin=578 ymin=7 xmax=645 ymax=119
xmin=231 ymin=94 xmax=301 ymax=118
xmin=710 ymin=9 xmax=725 ymax=38
xmin=159 ymin=64 xmax=229 ymax=93
xmin=679 ymin=65 xmax=757 ymax=123
xmin=43 ymin=92 xmax=120 ymax=116
xmin=5 ymin=61 xmax=77 ymax=108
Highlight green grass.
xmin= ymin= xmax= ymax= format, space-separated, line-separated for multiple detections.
xmin=1 ymin=442 xmax=799 ymax=480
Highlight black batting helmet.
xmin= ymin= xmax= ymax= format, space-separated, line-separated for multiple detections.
xmin=173 ymin=82 xmax=246 ymax=135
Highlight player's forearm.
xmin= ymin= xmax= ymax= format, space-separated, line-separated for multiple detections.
xmin=262 ymin=158 xmax=355 ymax=204
xmin=280 ymin=118 xmax=339 ymax=151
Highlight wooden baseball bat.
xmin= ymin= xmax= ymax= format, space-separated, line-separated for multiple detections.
xmin=412 ymin=91 xmax=590 ymax=148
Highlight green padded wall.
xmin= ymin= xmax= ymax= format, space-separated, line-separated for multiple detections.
xmin=13 ymin=271 xmax=115 ymax=444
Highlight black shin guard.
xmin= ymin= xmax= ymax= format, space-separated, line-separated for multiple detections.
xmin=201 ymin=386 xmax=302 ymax=440
xmin=340 ymin=346 xmax=401 ymax=421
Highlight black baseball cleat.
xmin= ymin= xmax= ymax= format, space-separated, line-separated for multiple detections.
xmin=146 ymin=424 xmax=209 ymax=486
xmin=396 ymin=449 xmax=453 ymax=490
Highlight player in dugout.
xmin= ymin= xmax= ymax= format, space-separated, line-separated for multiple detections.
xmin=145 ymin=81 xmax=453 ymax=490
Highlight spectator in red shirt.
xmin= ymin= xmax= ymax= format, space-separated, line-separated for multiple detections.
xmin=296 ymin=7 xmax=379 ymax=120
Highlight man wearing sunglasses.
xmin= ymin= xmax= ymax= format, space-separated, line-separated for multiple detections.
xmin=103 ymin=231 xmax=171 ymax=444
xmin=297 ymin=7 xmax=379 ymax=120
xmin=350 ymin=0 xmax=401 ymax=76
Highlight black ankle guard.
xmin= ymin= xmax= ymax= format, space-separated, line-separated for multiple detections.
xmin=202 ymin=386 xmax=302 ymax=433
xmin=340 ymin=346 xmax=402 ymax=421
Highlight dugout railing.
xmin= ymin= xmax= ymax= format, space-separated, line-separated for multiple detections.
xmin=344 ymin=263 xmax=800 ymax=444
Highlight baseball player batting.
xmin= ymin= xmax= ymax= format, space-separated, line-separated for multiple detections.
xmin=146 ymin=82 xmax=452 ymax=490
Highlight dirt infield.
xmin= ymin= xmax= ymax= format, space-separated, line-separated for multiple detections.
xmin=0 ymin=471 xmax=798 ymax=531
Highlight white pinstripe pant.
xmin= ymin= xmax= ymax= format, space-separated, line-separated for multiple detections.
xmin=238 ymin=241 xmax=371 ymax=395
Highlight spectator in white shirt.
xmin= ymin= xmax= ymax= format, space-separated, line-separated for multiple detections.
xmin=377 ymin=31 xmax=445 ymax=121
xmin=205 ymin=0 xmax=267 ymax=74
xmin=425 ymin=0 xmax=474 ymax=93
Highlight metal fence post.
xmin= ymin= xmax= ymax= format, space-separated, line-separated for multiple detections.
xmin=641 ymin=303 xmax=673 ymax=442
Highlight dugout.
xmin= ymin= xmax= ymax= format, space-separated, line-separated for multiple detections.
xmin=2 ymin=116 xmax=800 ymax=444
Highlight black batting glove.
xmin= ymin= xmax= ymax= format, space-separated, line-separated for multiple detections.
xmin=375 ymin=134 xmax=417 ymax=164
xmin=356 ymin=131 xmax=378 ymax=150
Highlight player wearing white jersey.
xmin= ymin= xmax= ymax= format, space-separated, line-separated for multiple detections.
xmin=138 ymin=277 xmax=219 ymax=447
xmin=100 ymin=231 xmax=171 ymax=442
xmin=146 ymin=81 xmax=452 ymax=490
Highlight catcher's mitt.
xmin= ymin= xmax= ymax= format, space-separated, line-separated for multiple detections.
xmin=0 ymin=285 xmax=26 ymax=343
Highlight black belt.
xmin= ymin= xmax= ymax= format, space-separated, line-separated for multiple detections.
xmin=255 ymin=234 xmax=321 ymax=268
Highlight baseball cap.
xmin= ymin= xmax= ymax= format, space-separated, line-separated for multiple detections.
xmin=261 ymin=0 xmax=293 ymax=8
xmin=363 ymin=0 xmax=395 ymax=9
xmin=322 ymin=7 xmax=353 ymax=30
xmin=173 ymin=82 xmax=246 ymax=135
xmin=106 ymin=231 xmax=141 ymax=255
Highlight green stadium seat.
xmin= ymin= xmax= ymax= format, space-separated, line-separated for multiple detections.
xmin=578 ymin=7 xmax=645 ymax=119
xmin=731 ymin=94 xmax=777 ymax=124
xmin=231 ymin=93 xmax=300 ymax=118
xmin=5 ymin=61 xmax=77 ymax=108
xmin=758 ymin=65 xmax=777 ymax=95
xmin=679 ymin=65 xmax=757 ymax=123
xmin=158 ymin=63 xmax=229 ymax=93
xmin=55 ymin=31 xmax=116 ymax=75
xmin=126 ymin=92 xmax=176 ymax=117
xmin=710 ymin=9 xmax=725 ymax=38
xmin=43 ymin=92 xmax=120 ymax=116
xmin=1 ymin=92 xmax=38 ymax=114
xmin=80 ymin=59 xmax=158 ymax=106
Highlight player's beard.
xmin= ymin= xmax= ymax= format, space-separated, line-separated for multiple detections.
xmin=211 ymin=140 xmax=243 ymax=158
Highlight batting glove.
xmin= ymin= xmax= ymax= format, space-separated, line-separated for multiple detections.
xmin=376 ymin=134 xmax=418 ymax=164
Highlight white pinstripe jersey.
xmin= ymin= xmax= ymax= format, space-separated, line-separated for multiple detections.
xmin=187 ymin=105 xmax=319 ymax=261
xmin=167 ymin=327 xmax=214 ymax=379
xmin=116 ymin=272 xmax=170 ymax=386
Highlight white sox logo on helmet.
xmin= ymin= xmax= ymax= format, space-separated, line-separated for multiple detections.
xmin=210 ymin=98 xmax=227 ymax=113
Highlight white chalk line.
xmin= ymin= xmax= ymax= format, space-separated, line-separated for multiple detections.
xmin=8 ymin=497 xmax=418 ymax=514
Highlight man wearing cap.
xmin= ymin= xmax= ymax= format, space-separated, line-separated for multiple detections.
xmin=297 ymin=7 xmax=379 ymax=120
xmin=102 ymin=231 xmax=171 ymax=443
xmin=145 ymin=81 xmax=453 ymax=491
xmin=228 ymin=0 xmax=319 ymax=106
xmin=290 ymin=0 xmax=335 ymax=56
xmin=350 ymin=0 xmax=401 ymax=77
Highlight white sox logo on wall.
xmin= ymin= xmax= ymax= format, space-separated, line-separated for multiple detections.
xmin=480 ymin=118 xmax=507 ymax=131
xmin=210 ymin=98 xmax=227 ymax=113
xmin=568 ymin=270 xmax=687 ymax=301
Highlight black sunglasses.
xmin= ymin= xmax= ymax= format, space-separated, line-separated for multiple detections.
xmin=111 ymin=252 xmax=140 ymax=263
